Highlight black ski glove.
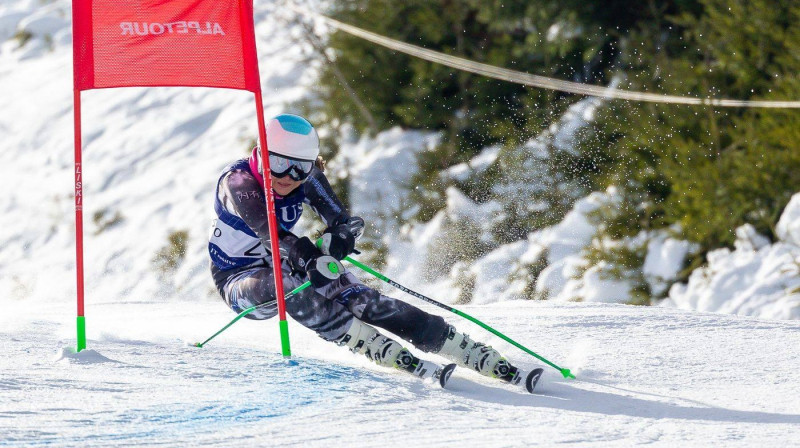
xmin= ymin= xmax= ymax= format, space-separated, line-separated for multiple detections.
xmin=306 ymin=256 xmax=345 ymax=288
xmin=344 ymin=216 xmax=365 ymax=241
xmin=288 ymin=236 xmax=319 ymax=273
xmin=288 ymin=236 xmax=344 ymax=288
xmin=318 ymin=225 xmax=356 ymax=260
xmin=319 ymin=216 xmax=364 ymax=260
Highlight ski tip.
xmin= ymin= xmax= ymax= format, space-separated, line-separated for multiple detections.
xmin=525 ymin=368 xmax=544 ymax=394
xmin=439 ymin=363 xmax=457 ymax=388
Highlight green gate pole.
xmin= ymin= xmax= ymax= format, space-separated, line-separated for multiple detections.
xmin=76 ymin=316 xmax=86 ymax=352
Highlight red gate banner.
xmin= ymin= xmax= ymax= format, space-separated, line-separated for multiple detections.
xmin=72 ymin=0 xmax=293 ymax=355
xmin=73 ymin=0 xmax=260 ymax=91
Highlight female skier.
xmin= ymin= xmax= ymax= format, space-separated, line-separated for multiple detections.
xmin=208 ymin=114 xmax=541 ymax=392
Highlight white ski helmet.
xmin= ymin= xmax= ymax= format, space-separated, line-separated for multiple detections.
xmin=266 ymin=114 xmax=319 ymax=161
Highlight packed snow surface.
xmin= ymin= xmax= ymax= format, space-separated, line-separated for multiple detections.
xmin=2 ymin=300 xmax=799 ymax=447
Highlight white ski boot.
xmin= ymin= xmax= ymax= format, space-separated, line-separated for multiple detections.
xmin=336 ymin=319 xmax=455 ymax=387
xmin=435 ymin=325 xmax=542 ymax=393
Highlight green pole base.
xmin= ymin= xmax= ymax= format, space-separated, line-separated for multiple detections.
xmin=561 ymin=368 xmax=575 ymax=379
xmin=279 ymin=319 xmax=291 ymax=358
xmin=76 ymin=316 xmax=86 ymax=352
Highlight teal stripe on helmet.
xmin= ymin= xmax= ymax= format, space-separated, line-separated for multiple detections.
xmin=276 ymin=114 xmax=313 ymax=135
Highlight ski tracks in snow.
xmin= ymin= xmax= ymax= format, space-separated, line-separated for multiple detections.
xmin=1 ymin=300 xmax=800 ymax=447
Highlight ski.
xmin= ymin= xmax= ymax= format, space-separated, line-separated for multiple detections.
xmin=395 ymin=349 xmax=456 ymax=388
xmin=522 ymin=368 xmax=544 ymax=393
xmin=437 ymin=362 xmax=457 ymax=388
xmin=494 ymin=359 xmax=544 ymax=393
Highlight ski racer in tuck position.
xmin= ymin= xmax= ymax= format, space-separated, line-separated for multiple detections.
xmin=207 ymin=113 xmax=542 ymax=392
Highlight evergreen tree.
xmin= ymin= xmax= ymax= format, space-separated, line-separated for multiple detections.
xmin=589 ymin=0 xmax=800 ymax=256
xmin=314 ymin=0 xmax=619 ymax=223
xmin=310 ymin=0 xmax=800 ymax=295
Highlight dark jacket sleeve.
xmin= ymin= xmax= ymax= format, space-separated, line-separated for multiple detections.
xmin=220 ymin=169 xmax=298 ymax=257
xmin=302 ymin=167 xmax=350 ymax=228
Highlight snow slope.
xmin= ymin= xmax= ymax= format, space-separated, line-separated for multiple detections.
xmin=2 ymin=299 xmax=799 ymax=447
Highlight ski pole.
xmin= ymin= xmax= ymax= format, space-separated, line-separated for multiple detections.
xmin=344 ymin=256 xmax=575 ymax=379
xmin=194 ymin=280 xmax=312 ymax=348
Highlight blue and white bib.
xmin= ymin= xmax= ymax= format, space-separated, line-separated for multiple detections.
xmin=208 ymin=159 xmax=306 ymax=270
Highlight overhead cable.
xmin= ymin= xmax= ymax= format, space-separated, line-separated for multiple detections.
xmin=297 ymin=10 xmax=800 ymax=109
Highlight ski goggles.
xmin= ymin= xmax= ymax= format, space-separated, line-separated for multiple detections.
xmin=268 ymin=153 xmax=314 ymax=181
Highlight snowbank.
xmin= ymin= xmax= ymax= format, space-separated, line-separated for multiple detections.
xmin=400 ymin=186 xmax=644 ymax=305
xmin=467 ymin=239 xmax=529 ymax=304
xmin=777 ymin=193 xmax=800 ymax=247
xmin=665 ymin=196 xmax=800 ymax=320
xmin=643 ymin=232 xmax=697 ymax=296
xmin=394 ymin=165 xmax=800 ymax=322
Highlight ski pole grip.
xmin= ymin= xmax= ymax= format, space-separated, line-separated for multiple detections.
xmin=328 ymin=261 xmax=340 ymax=274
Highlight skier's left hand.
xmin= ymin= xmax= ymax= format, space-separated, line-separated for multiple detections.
xmin=318 ymin=222 xmax=357 ymax=260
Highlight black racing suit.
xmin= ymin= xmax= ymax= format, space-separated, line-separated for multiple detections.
xmin=209 ymin=163 xmax=449 ymax=352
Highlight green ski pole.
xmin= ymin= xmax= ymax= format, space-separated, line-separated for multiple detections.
xmin=194 ymin=280 xmax=312 ymax=348
xmin=344 ymin=256 xmax=575 ymax=379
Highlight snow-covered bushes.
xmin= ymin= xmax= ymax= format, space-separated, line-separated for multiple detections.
xmin=1 ymin=2 xmax=69 ymax=57
xmin=402 ymin=185 xmax=697 ymax=307
xmin=664 ymin=194 xmax=800 ymax=320
xmin=332 ymin=120 xmax=800 ymax=320
xmin=776 ymin=194 xmax=800 ymax=247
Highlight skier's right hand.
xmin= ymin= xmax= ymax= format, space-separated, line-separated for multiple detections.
xmin=288 ymin=236 xmax=319 ymax=273
xmin=288 ymin=236 xmax=343 ymax=287
xmin=306 ymin=255 xmax=344 ymax=288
